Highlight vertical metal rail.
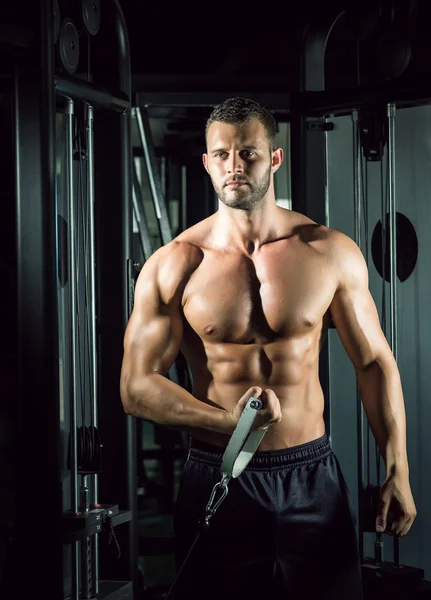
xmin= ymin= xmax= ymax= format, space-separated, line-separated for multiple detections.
xmin=132 ymin=160 xmax=154 ymax=261
xmin=387 ymin=104 xmax=398 ymax=362
xmin=181 ymin=165 xmax=187 ymax=232
xmin=387 ymin=103 xmax=400 ymax=568
xmin=324 ymin=118 xmax=330 ymax=229
xmin=133 ymin=105 xmax=182 ymax=384
xmin=161 ymin=156 xmax=167 ymax=196
xmin=352 ymin=110 xmax=362 ymax=244
xmin=86 ymin=102 xmax=100 ymax=595
xmin=66 ymin=97 xmax=80 ymax=600
xmin=352 ymin=108 xmax=365 ymax=562
xmin=133 ymin=106 xmax=173 ymax=245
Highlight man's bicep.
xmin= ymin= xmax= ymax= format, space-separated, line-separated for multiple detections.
xmin=121 ymin=265 xmax=183 ymax=394
xmin=329 ymin=236 xmax=391 ymax=370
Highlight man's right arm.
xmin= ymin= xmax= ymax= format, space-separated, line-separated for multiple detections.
xmin=120 ymin=242 xmax=236 ymax=437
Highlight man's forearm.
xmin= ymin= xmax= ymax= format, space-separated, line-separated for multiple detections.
xmin=356 ymin=357 xmax=409 ymax=474
xmin=122 ymin=372 xmax=235 ymax=438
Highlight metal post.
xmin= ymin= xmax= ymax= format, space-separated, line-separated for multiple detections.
xmin=387 ymin=104 xmax=398 ymax=361
xmin=161 ymin=156 xmax=166 ymax=196
xmin=86 ymin=102 xmax=100 ymax=595
xmin=82 ymin=0 xmax=137 ymax=589
xmin=181 ymin=165 xmax=187 ymax=231
xmin=66 ymin=98 xmax=78 ymax=513
xmin=352 ymin=109 xmax=365 ymax=562
xmin=324 ymin=118 xmax=330 ymax=228
xmin=133 ymin=106 xmax=173 ymax=244
xmin=132 ymin=160 xmax=155 ymax=261
xmin=66 ymin=97 xmax=80 ymax=600
xmin=387 ymin=102 xmax=400 ymax=568
xmin=352 ymin=110 xmax=362 ymax=246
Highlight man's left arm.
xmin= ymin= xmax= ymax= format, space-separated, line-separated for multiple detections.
xmin=328 ymin=231 xmax=417 ymax=537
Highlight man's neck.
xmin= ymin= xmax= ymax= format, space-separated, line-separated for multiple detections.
xmin=212 ymin=200 xmax=280 ymax=253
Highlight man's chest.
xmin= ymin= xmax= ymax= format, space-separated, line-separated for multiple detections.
xmin=182 ymin=247 xmax=337 ymax=344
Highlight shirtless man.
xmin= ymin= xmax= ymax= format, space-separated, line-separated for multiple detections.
xmin=120 ymin=97 xmax=416 ymax=599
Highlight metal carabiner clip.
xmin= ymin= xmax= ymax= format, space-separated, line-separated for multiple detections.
xmin=205 ymin=473 xmax=231 ymax=519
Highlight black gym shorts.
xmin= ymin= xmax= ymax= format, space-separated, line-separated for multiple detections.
xmin=172 ymin=432 xmax=363 ymax=600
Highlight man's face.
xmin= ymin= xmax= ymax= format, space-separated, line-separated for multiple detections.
xmin=202 ymin=118 xmax=281 ymax=211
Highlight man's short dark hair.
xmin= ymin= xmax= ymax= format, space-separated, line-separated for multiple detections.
xmin=205 ymin=97 xmax=278 ymax=151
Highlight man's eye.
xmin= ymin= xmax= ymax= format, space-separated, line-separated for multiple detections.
xmin=243 ymin=151 xmax=255 ymax=157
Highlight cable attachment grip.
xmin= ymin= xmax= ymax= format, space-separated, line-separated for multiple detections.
xmin=204 ymin=473 xmax=231 ymax=521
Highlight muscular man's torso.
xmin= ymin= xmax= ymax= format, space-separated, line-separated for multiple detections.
xmin=171 ymin=209 xmax=339 ymax=450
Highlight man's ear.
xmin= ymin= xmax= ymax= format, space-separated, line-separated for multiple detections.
xmin=202 ymin=153 xmax=209 ymax=173
xmin=271 ymin=148 xmax=284 ymax=173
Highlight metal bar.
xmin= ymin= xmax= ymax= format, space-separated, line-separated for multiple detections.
xmin=87 ymin=104 xmax=98 ymax=498
xmin=66 ymin=98 xmax=79 ymax=514
xmin=133 ymin=106 xmax=173 ymax=245
xmin=90 ymin=0 xmax=137 ymax=589
xmin=181 ymin=165 xmax=187 ymax=231
xmin=387 ymin=102 xmax=400 ymax=568
xmin=297 ymin=83 xmax=431 ymax=118
xmin=115 ymin=0 xmax=139 ymax=586
xmin=86 ymin=102 xmax=100 ymax=595
xmin=301 ymin=10 xmax=346 ymax=92
xmin=55 ymin=75 xmax=129 ymax=112
xmin=352 ymin=109 xmax=365 ymax=563
xmin=387 ymin=104 xmax=398 ymax=361
xmin=81 ymin=537 xmax=92 ymax=599
xmin=322 ymin=118 xmax=331 ymax=437
xmin=66 ymin=98 xmax=80 ymax=600
xmin=324 ymin=119 xmax=330 ymax=228
xmin=132 ymin=160 xmax=154 ymax=261
xmin=135 ymin=90 xmax=290 ymax=110
xmin=352 ymin=110 xmax=361 ymax=245
xmin=161 ymin=156 xmax=166 ymax=196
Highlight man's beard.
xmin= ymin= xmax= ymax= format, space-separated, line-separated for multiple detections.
xmin=213 ymin=165 xmax=272 ymax=211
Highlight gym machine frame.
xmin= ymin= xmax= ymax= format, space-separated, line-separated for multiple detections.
xmin=291 ymin=6 xmax=428 ymax=595
xmin=12 ymin=1 xmax=136 ymax=598
xmin=56 ymin=2 xmax=136 ymax=597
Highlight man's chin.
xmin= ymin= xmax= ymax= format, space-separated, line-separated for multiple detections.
xmin=223 ymin=188 xmax=248 ymax=200
xmin=220 ymin=198 xmax=252 ymax=210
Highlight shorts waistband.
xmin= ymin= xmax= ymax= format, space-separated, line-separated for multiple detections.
xmin=187 ymin=432 xmax=332 ymax=472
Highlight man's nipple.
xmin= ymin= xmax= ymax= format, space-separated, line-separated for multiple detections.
xmin=204 ymin=324 xmax=217 ymax=335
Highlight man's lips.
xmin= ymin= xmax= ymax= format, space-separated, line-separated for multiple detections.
xmin=226 ymin=181 xmax=247 ymax=188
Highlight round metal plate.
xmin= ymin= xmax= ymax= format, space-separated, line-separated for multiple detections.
xmin=59 ymin=19 xmax=80 ymax=74
xmin=82 ymin=0 xmax=101 ymax=36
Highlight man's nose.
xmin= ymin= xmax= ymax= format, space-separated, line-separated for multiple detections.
xmin=226 ymin=153 xmax=244 ymax=174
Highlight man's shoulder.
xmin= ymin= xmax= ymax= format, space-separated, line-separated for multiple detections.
xmin=290 ymin=221 xmax=367 ymax=289
xmin=140 ymin=217 xmax=213 ymax=305
xmin=323 ymin=227 xmax=368 ymax=284
xmin=289 ymin=215 xmax=365 ymax=272
xmin=324 ymin=227 xmax=362 ymax=257
xmin=155 ymin=238 xmax=204 ymax=279
xmin=287 ymin=211 xmax=331 ymax=245
xmin=289 ymin=213 xmax=358 ymax=253
xmin=135 ymin=237 xmax=203 ymax=305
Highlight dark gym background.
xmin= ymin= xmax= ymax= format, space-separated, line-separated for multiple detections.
xmin=1 ymin=0 xmax=431 ymax=598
